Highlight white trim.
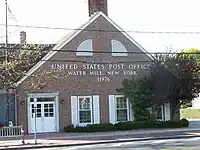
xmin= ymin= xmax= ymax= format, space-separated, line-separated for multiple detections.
xmin=15 ymin=13 xmax=101 ymax=87
xmin=76 ymin=39 xmax=93 ymax=56
xmin=115 ymin=95 xmax=130 ymax=122
xmin=14 ymin=90 xmax=18 ymax=125
xmin=111 ymin=40 xmax=128 ymax=56
xmin=27 ymin=96 xmax=31 ymax=133
xmin=77 ymin=96 xmax=93 ymax=126
xmin=99 ymin=12 xmax=153 ymax=60
xmin=27 ymin=92 xmax=59 ymax=133
xmin=15 ymin=11 xmax=153 ymax=87
xmin=27 ymin=92 xmax=59 ymax=98
xmin=55 ymin=94 xmax=59 ymax=132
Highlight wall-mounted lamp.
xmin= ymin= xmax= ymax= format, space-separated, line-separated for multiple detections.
xmin=60 ymin=99 xmax=65 ymax=104
xmin=20 ymin=101 xmax=25 ymax=105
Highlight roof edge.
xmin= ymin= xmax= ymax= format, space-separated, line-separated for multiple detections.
xmin=15 ymin=12 xmax=102 ymax=87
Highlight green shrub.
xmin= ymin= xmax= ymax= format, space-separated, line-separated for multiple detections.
xmin=115 ymin=121 xmax=136 ymax=130
xmin=180 ymin=109 xmax=200 ymax=119
xmin=145 ymin=120 xmax=165 ymax=128
xmin=64 ymin=119 xmax=189 ymax=132
xmin=86 ymin=123 xmax=117 ymax=132
xmin=64 ymin=123 xmax=116 ymax=132
xmin=180 ymin=118 xmax=189 ymax=127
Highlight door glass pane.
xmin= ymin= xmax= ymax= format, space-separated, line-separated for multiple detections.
xmin=44 ymin=104 xmax=48 ymax=108
xmin=43 ymin=103 xmax=54 ymax=118
xmin=31 ymin=104 xmax=42 ymax=118
xmin=49 ymin=104 xmax=53 ymax=108
xmin=49 ymin=113 xmax=54 ymax=117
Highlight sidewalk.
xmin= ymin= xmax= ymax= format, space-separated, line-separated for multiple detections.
xmin=1 ymin=127 xmax=200 ymax=150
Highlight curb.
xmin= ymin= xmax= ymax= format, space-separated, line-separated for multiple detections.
xmin=2 ymin=135 xmax=200 ymax=150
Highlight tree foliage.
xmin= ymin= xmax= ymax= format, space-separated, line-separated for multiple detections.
xmin=154 ymin=51 xmax=200 ymax=119
xmin=117 ymin=77 xmax=153 ymax=121
xmin=118 ymin=48 xmax=200 ymax=120
xmin=0 ymin=46 xmax=57 ymax=124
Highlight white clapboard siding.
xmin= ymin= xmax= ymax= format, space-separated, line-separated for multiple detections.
xmin=164 ymin=103 xmax=171 ymax=121
xmin=93 ymin=95 xmax=100 ymax=124
xmin=109 ymin=95 xmax=116 ymax=124
xmin=71 ymin=96 xmax=78 ymax=126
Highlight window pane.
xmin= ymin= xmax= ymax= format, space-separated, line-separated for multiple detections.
xmin=37 ymin=104 xmax=41 ymax=108
xmin=117 ymin=109 xmax=128 ymax=122
xmin=36 ymin=112 xmax=41 ymax=117
xmin=79 ymin=110 xmax=91 ymax=123
xmin=37 ymin=98 xmax=54 ymax=102
xmin=44 ymin=113 xmax=49 ymax=117
xmin=156 ymin=106 xmax=162 ymax=119
xmin=49 ymin=113 xmax=54 ymax=117
xmin=79 ymin=97 xmax=90 ymax=110
xmin=116 ymin=96 xmax=127 ymax=108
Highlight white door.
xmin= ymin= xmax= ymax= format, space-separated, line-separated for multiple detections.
xmin=30 ymin=100 xmax=56 ymax=133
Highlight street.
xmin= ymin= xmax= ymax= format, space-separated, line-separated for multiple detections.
xmin=31 ymin=137 xmax=200 ymax=150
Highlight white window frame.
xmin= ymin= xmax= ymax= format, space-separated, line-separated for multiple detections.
xmin=77 ymin=96 xmax=93 ymax=126
xmin=111 ymin=40 xmax=128 ymax=57
xmin=76 ymin=39 xmax=93 ymax=56
xmin=115 ymin=95 xmax=130 ymax=123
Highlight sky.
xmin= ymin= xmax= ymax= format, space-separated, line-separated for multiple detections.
xmin=0 ymin=0 xmax=200 ymax=52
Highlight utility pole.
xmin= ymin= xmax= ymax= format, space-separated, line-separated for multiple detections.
xmin=5 ymin=0 xmax=8 ymax=59
xmin=5 ymin=0 xmax=10 ymax=126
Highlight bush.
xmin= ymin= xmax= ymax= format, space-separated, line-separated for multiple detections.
xmin=64 ymin=119 xmax=189 ymax=132
xmin=180 ymin=118 xmax=189 ymax=127
xmin=64 ymin=123 xmax=117 ymax=132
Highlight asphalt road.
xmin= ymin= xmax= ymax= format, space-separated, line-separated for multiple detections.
xmin=32 ymin=137 xmax=200 ymax=150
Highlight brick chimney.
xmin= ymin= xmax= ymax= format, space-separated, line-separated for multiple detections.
xmin=20 ymin=31 xmax=26 ymax=44
xmin=88 ymin=0 xmax=108 ymax=16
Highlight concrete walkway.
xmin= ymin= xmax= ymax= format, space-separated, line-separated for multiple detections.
xmin=1 ymin=128 xmax=200 ymax=150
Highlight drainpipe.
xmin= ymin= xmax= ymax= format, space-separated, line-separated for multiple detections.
xmin=91 ymin=89 xmax=94 ymax=124
xmin=14 ymin=89 xmax=18 ymax=125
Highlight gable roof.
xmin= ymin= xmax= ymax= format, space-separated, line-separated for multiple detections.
xmin=16 ymin=11 xmax=153 ymax=87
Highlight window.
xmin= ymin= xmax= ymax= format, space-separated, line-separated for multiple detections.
xmin=31 ymin=104 xmax=42 ymax=118
xmin=116 ymin=96 xmax=129 ymax=122
xmin=76 ymin=39 xmax=93 ymax=56
xmin=111 ymin=40 xmax=128 ymax=56
xmin=71 ymin=95 xmax=100 ymax=126
xmin=155 ymin=105 xmax=162 ymax=120
xmin=44 ymin=103 xmax=54 ymax=117
xmin=78 ymin=96 xmax=92 ymax=124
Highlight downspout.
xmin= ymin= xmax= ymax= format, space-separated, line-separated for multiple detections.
xmin=14 ymin=89 xmax=18 ymax=125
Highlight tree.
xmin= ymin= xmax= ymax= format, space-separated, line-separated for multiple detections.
xmin=0 ymin=46 xmax=58 ymax=125
xmin=152 ymin=51 xmax=200 ymax=119
xmin=117 ymin=77 xmax=153 ymax=121
xmin=183 ymin=48 xmax=200 ymax=61
xmin=117 ymin=50 xmax=200 ymax=121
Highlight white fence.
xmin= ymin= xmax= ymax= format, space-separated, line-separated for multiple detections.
xmin=0 ymin=125 xmax=24 ymax=143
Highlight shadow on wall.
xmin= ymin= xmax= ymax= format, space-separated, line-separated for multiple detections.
xmin=0 ymin=93 xmax=15 ymax=126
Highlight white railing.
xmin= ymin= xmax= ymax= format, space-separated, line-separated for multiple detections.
xmin=0 ymin=125 xmax=25 ymax=143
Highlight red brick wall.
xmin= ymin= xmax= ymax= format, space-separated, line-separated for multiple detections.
xmin=16 ymin=15 xmax=152 ymax=133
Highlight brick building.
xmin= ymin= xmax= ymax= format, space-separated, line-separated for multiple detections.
xmin=15 ymin=0 xmax=171 ymax=133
